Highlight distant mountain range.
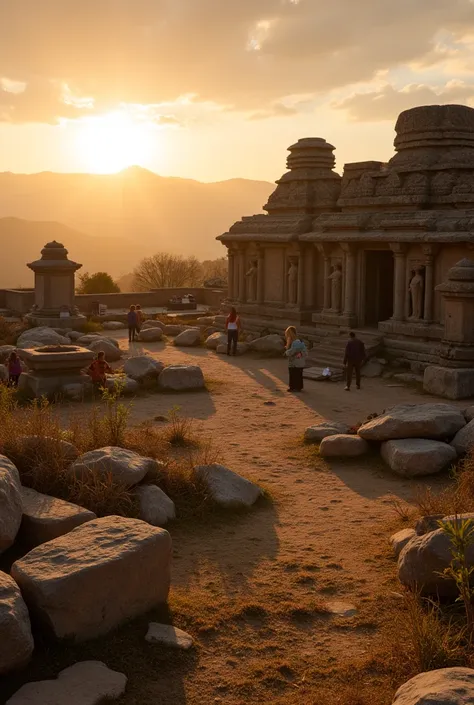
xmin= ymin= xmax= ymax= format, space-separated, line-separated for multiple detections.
xmin=0 ymin=167 xmax=273 ymax=287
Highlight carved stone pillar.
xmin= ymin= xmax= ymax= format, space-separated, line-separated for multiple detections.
xmin=422 ymin=244 xmax=438 ymax=323
xmin=317 ymin=244 xmax=331 ymax=311
xmin=238 ymin=250 xmax=246 ymax=303
xmin=342 ymin=244 xmax=357 ymax=316
xmin=297 ymin=247 xmax=305 ymax=307
xmin=227 ymin=250 xmax=235 ymax=299
xmin=257 ymin=248 xmax=265 ymax=305
xmin=390 ymin=243 xmax=407 ymax=321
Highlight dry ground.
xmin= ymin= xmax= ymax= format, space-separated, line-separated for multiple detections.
xmin=2 ymin=336 xmax=466 ymax=704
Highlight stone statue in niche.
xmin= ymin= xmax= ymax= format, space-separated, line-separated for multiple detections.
xmin=409 ymin=267 xmax=425 ymax=319
xmin=287 ymin=259 xmax=298 ymax=305
xmin=328 ymin=263 xmax=343 ymax=312
xmin=245 ymin=260 xmax=258 ymax=302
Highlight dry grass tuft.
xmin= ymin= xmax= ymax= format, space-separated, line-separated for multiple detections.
xmin=414 ymin=455 xmax=474 ymax=518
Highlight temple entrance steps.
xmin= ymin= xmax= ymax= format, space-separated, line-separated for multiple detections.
xmin=305 ymin=329 xmax=383 ymax=371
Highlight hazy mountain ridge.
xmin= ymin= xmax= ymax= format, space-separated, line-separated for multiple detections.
xmin=0 ymin=168 xmax=274 ymax=281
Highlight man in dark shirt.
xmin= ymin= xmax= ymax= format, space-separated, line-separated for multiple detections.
xmin=343 ymin=332 xmax=366 ymax=391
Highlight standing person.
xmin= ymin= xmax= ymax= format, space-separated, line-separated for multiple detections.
xmin=284 ymin=326 xmax=307 ymax=392
xmin=127 ymin=305 xmax=138 ymax=342
xmin=7 ymin=351 xmax=22 ymax=387
xmin=225 ymin=306 xmax=241 ymax=355
xmin=87 ymin=351 xmax=112 ymax=388
xmin=343 ymin=331 xmax=366 ymax=391
xmin=135 ymin=304 xmax=143 ymax=333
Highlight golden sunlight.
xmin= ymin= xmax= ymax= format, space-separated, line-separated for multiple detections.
xmin=75 ymin=111 xmax=151 ymax=173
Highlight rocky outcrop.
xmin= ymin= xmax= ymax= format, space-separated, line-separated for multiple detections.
xmin=11 ymin=516 xmax=172 ymax=641
xmin=194 ymin=464 xmax=262 ymax=508
xmin=358 ymin=404 xmax=466 ymax=442
xmin=158 ymin=365 xmax=205 ymax=391
xmin=124 ymin=356 xmax=165 ymax=382
xmin=6 ymin=661 xmax=127 ymax=704
xmin=304 ymin=422 xmax=351 ymax=443
xmin=319 ymin=434 xmax=369 ymax=458
xmin=135 ymin=485 xmax=176 ymax=526
xmin=69 ymin=447 xmax=159 ymax=488
xmin=392 ymin=667 xmax=474 ymax=705
xmin=0 ymin=455 xmax=23 ymax=553
xmin=17 ymin=327 xmax=70 ymax=349
xmin=381 ymin=439 xmax=457 ymax=477
xmin=0 ymin=572 xmax=34 ymax=675
xmin=174 ymin=329 xmax=201 ymax=347
xmin=19 ymin=487 xmax=96 ymax=548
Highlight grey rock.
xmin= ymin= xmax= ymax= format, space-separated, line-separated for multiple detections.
xmin=174 ymin=329 xmax=201 ymax=347
xmin=195 ymin=464 xmax=262 ymax=508
xmin=146 ymin=623 xmax=193 ymax=650
xmin=0 ymin=571 xmax=34 ymax=675
xmin=392 ymin=373 xmax=424 ymax=384
xmin=392 ymin=667 xmax=474 ymax=705
xmin=381 ymin=439 xmax=457 ymax=477
xmin=138 ymin=327 xmax=164 ymax=342
xmin=123 ymin=356 xmax=164 ymax=382
xmin=6 ymin=660 xmax=127 ymax=704
xmin=158 ymin=365 xmax=205 ymax=391
xmin=205 ymin=332 xmax=227 ymax=350
xmin=70 ymin=447 xmax=159 ymax=488
xmin=77 ymin=334 xmax=120 ymax=348
xmin=67 ymin=331 xmax=84 ymax=341
xmin=135 ymin=485 xmax=176 ymax=526
xmin=451 ymin=419 xmax=474 ymax=456
xmin=358 ymin=403 xmax=466 ymax=442
xmin=216 ymin=342 xmax=249 ymax=355
xmin=141 ymin=320 xmax=165 ymax=330
xmin=249 ymin=334 xmax=285 ymax=355
xmin=0 ymin=345 xmax=15 ymax=363
xmin=101 ymin=321 xmax=125 ymax=331
xmin=415 ymin=514 xmax=444 ymax=535
xmin=464 ymin=405 xmax=474 ymax=423
xmin=304 ymin=421 xmax=351 ymax=443
xmin=19 ymin=487 xmax=96 ymax=548
xmin=361 ymin=359 xmax=383 ymax=378
xmin=319 ymin=434 xmax=369 ymax=458
xmin=390 ymin=528 xmax=416 ymax=558
xmin=0 ymin=455 xmax=22 ymax=553
xmin=17 ymin=327 xmax=70 ymax=349
xmin=11 ymin=516 xmax=171 ymax=641
xmin=163 ymin=325 xmax=184 ymax=336
xmin=104 ymin=375 xmax=140 ymax=396
xmin=88 ymin=338 xmax=122 ymax=362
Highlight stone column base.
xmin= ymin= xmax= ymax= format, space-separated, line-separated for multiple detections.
xmin=19 ymin=373 xmax=90 ymax=399
xmin=25 ymin=314 xmax=87 ymax=330
xmin=423 ymin=365 xmax=474 ymax=400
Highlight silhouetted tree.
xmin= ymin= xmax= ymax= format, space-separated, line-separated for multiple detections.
xmin=77 ymin=272 xmax=120 ymax=294
xmin=132 ymin=253 xmax=202 ymax=290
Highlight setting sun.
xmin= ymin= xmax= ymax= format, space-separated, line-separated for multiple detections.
xmin=75 ymin=111 xmax=151 ymax=173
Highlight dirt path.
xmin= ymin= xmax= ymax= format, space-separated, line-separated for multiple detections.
xmin=53 ymin=338 xmax=467 ymax=703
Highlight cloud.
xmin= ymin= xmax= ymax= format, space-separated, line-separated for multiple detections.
xmin=0 ymin=78 xmax=92 ymax=123
xmin=248 ymin=102 xmax=299 ymax=120
xmin=0 ymin=0 xmax=474 ymax=123
xmin=334 ymin=80 xmax=474 ymax=121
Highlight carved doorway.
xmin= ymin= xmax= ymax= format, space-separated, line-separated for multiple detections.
xmin=364 ymin=251 xmax=394 ymax=326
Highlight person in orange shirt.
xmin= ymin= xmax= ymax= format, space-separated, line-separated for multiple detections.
xmin=87 ymin=351 xmax=112 ymax=388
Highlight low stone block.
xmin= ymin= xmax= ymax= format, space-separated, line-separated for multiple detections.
xmin=11 ymin=516 xmax=172 ymax=641
xmin=70 ymin=447 xmax=159 ymax=488
xmin=319 ymin=434 xmax=369 ymax=458
xmin=124 ymin=355 xmax=164 ymax=382
xmin=135 ymin=485 xmax=176 ymax=526
xmin=304 ymin=422 xmax=350 ymax=443
xmin=424 ymin=365 xmax=474 ymax=400
xmin=138 ymin=327 xmax=163 ymax=342
xmin=158 ymin=365 xmax=205 ymax=391
xmin=381 ymin=439 xmax=457 ymax=477
xmin=195 ymin=464 xmax=262 ymax=508
xmin=174 ymin=329 xmax=201 ymax=347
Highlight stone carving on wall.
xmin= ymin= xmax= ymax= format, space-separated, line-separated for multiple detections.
xmin=403 ymin=172 xmax=429 ymax=196
xmin=287 ymin=258 xmax=298 ymax=305
xmin=328 ymin=263 xmax=343 ymax=312
xmin=245 ymin=260 xmax=258 ymax=302
xmin=430 ymin=171 xmax=456 ymax=196
xmin=375 ymin=172 xmax=401 ymax=197
xmin=409 ymin=267 xmax=425 ymax=319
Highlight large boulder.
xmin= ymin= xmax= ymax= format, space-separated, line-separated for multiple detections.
xmin=194 ymin=464 xmax=262 ymax=508
xmin=104 ymin=375 xmax=140 ymax=396
xmin=392 ymin=667 xmax=474 ymax=705
xmin=67 ymin=330 xmax=84 ymax=341
xmin=6 ymin=661 xmax=127 ymax=704
xmin=141 ymin=320 xmax=165 ymax=331
xmin=163 ymin=324 xmax=184 ymax=336
xmin=304 ymin=421 xmax=351 ymax=443
xmin=124 ymin=355 xmax=164 ymax=382
xmin=19 ymin=487 xmax=96 ymax=548
xmin=11 ymin=516 xmax=172 ymax=641
xmin=138 ymin=327 xmax=164 ymax=343
xmin=206 ymin=332 xmax=227 ymax=350
xmin=390 ymin=528 xmax=416 ymax=558
xmin=216 ymin=342 xmax=249 ymax=356
xmin=135 ymin=485 xmax=176 ymax=526
xmin=0 ymin=572 xmax=34 ymax=675
xmin=381 ymin=439 xmax=457 ymax=477
xmin=464 ymin=405 xmax=474 ymax=423
xmin=77 ymin=334 xmax=120 ymax=348
xmin=16 ymin=327 xmax=69 ymax=349
xmin=451 ymin=419 xmax=474 ymax=456
xmin=158 ymin=365 xmax=205 ymax=391
xmin=196 ymin=316 xmax=215 ymax=326
xmin=174 ymin=329 xmax=201 ymax=347
xmin=101 ymin=321 xmax=125 ymax=331
xmin=398 ymin=517 xmax=474 ymax=596
xmin=358 ymin=404 xmax=466 ymax=442
xmin=89 ymin=338 xmax=122 ymax=362
xmin=0 ymin=456 xmax=23 ymax=554
xmin=361 ymin=359 xmax=383 ymax=378
xmin=249 ymin=334 xmax=285 ymax=355
xmin=319 ymin=434 xmax=369 ymax=458
xmin=69 ymin=447 xmax=159 ymax=488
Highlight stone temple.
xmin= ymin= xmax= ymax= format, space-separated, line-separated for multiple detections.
xmin=218 ymin=104 xmax=474 ymax=399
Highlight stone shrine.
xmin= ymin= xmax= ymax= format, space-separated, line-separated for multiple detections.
xmin=26 ymin=241 xmax=86 ymax=330
xmin=218 ymin=104 xmax=474 ymax=398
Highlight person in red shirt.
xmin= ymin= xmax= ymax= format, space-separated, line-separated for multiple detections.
xmin=88 ymin=351 xmax=112 ymax=388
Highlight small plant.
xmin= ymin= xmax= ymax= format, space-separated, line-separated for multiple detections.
xmin=440 ymin=516 xmax=474 ymax=639
xmin=163 ymin=406 xmax=195 ymax=447
xmin=82 ymin=319 xmax=103 ymax=334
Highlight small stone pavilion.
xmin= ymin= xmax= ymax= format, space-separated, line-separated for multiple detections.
xmin=218 ymin=104 xmax=474 ymax=398
xmin=26 ymin=241 xmax=86 ymax=330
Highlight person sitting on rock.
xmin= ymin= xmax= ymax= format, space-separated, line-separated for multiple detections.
xmin=7 ymin=351 xmax=22 ymax=387
xmin=88 ymin=351 xmax=112 ymax=388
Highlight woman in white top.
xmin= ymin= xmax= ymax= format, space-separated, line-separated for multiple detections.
xmin=225 ymin=307 xmax=241 ymax=355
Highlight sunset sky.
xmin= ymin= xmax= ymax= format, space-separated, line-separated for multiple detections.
xmin=1 ymin=0 xmax=474 ymax=182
